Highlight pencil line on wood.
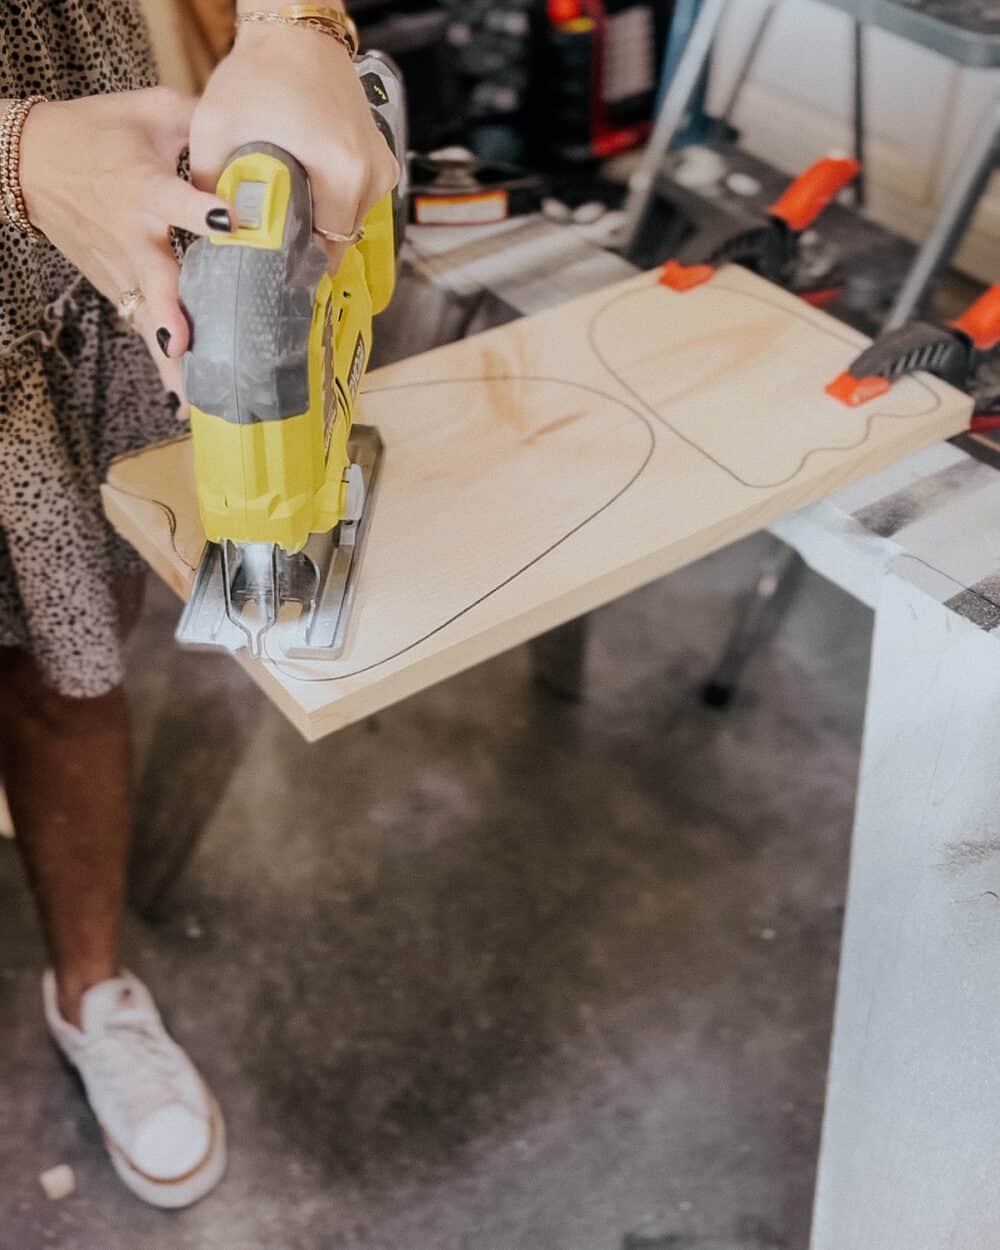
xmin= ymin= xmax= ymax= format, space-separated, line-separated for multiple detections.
xmin=588 ymin=278 xmax=944 ymax=490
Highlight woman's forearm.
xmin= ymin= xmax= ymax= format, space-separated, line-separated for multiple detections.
xmin=234 ymin=2 xmax=357 ymax=54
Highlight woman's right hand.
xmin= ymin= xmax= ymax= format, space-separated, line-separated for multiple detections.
xmin=18 ymin=87 xmax=232 ymax=406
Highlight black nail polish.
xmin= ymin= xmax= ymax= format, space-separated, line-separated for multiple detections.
xmin=156 ymin=327 xmax=171 ymax=358
xmin=165 ymin=391 xmax=180 ymax=413
xmin=206 ymin=208 xmax=232 ymax=233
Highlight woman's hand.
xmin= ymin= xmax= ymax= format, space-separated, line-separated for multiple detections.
xmin=19 ymin=88 xmax=232 ymax=409
xmin=190 ymin=23 xmax=400 ymax=272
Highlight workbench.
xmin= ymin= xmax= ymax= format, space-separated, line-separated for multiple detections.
xmin=405 ymin=216 xmax=1000 ymax=1249
xmin=109 ymin=209 xmax=995 ymax=1243
xmin=107 ymin=231 xmax=968 ymax=739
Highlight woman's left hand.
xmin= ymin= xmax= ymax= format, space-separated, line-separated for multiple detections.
xmin=189 ymin=21 xmax=399 ymax=273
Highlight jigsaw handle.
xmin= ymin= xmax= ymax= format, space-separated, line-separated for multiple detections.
xmin=768 ymin=156 xmax=861 ymax=233
xmin=355 ymin=52 xmax=408 ymax=313
xmin=952 ymin=284 xmax=1000 ymax=352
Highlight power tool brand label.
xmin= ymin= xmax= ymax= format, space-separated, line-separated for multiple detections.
xmin=347 ymin=333 xmax=366 ymax=401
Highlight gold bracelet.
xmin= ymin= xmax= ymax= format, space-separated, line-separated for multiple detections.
xmin=0 ymin=96 xmax=47 ymax=242
xmin=237 ymin=6 xmax=359 ymax=58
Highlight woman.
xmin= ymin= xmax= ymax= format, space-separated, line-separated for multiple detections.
xmin=0 ymin=0 xmax=398 ymax=1208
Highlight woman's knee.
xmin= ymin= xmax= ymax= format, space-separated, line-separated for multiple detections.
xmin=0 ymin=649 xmax=124 ymax=736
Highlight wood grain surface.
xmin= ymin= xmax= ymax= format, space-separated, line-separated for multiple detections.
xmin=103 ymin=264 xmax=972 ymax=740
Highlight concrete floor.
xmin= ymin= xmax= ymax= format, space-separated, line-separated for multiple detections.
xmin=0 ymin=530 xmax=869 ymax=1250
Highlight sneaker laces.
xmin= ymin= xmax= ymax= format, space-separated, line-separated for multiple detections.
xmin=85 ymin=1001 xmax=195 ymax=1129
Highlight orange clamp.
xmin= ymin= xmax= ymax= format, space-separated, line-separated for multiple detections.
xmin=951 ymin=284 xmax=1000 ymax=352
xmin=768 ymin=156 xmax=861 ymax=233
xmin=659 ymin=259 xmax=715 ymax=292
xmin=825 ymin=371 xmax=891 ymax=407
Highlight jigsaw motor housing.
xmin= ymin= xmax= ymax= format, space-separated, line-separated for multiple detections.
xmin=180 ymin=143 xmax=395 ymax=554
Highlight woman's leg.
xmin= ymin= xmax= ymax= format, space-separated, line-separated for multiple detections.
xmin=2 ymin=575 xmax=227 ymax=1205
xmin=0 ymin=574 xmax=144 ymax=1027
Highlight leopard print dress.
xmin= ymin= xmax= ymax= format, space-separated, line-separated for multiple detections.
xmin=0 ymin=1 xmax=178 ymax=697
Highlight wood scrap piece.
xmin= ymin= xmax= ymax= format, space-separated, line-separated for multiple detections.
xmin=102 ymin=265 xmax=973 ymax=741
xmin=0 ymin=785 xmax=12 ymax=839
xmin=39 ymin=1165 xmax=76 ymax=1200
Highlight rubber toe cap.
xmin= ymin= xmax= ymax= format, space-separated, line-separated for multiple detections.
xmin=131 ymin=1106 xmax=211 ymax=1180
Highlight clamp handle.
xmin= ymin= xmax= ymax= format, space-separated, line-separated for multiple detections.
xmin=768 ymin=156 xmax=861 ymax=233
xmin=952 ymin=283 xmax=1000 ymax=352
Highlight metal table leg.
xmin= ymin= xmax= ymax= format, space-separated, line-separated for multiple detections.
xmin=715 ymin=0 xmax=780 ymax=131
xmin=852 ymin=19 xmax=866 ymax=210
xmin=617 ymin=0 xmax=732 ymax=252
xmin=617 ymin=0 xmax=784 ymax=254
xmin=701 ymin=539 xmax=803 ymax=707
xmin=885 ymin=95 xmax=1000 ymax=331
xmin=531 ymin=617 xmax=589 ymax=702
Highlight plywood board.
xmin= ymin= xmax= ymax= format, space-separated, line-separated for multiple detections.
xmin=103 ymin=264 xmax=972 ymax=741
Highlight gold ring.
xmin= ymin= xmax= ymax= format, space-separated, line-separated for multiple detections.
xmin=314 ymin=223 xmax=365 ymax=246
xmin=117 ymin=287 xmax=145 ymax=324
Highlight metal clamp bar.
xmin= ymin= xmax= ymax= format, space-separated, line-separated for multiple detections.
xmin=615 ymin=0 xmax=732 ymax=252
xmin=886 ymin=94 xmax=1000 ymax=332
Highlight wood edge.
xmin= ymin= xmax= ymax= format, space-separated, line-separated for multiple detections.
xmin=104 ymin=432 xmax=194 ymax=483
xmin=101 ymin=483 xmax=194 ymax=602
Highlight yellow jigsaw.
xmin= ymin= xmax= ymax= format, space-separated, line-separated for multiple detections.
xmin=176 ymin=53 xmax=406 ymax=659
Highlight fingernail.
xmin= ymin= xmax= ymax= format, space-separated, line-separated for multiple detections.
xmin=165 ymin=391 xmax=180 ymax=413
xmin=206 ymin=207 xmax=232 ymax=233
xmin=156 ymin=327 xmax=171 ymax=358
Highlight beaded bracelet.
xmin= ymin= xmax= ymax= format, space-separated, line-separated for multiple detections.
xmin=237 ymin=6 xmax=359 ymax=58
xmin=0 ymin=96 xmax=46 ymax=242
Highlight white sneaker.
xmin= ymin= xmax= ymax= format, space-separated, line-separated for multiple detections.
xmin=43 ymin=970 xmax=226 ymax=1208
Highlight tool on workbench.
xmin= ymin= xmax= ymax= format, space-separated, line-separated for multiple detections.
xmin=658 ymin=154 xmax=861 ymax=296
xmin=826 ymin=284 xmax=1000 ymax=430
xmin=175 ymin=53 xmax=406 ymax=661
xmin=408 ymin=149 xmax=546 ymax=225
